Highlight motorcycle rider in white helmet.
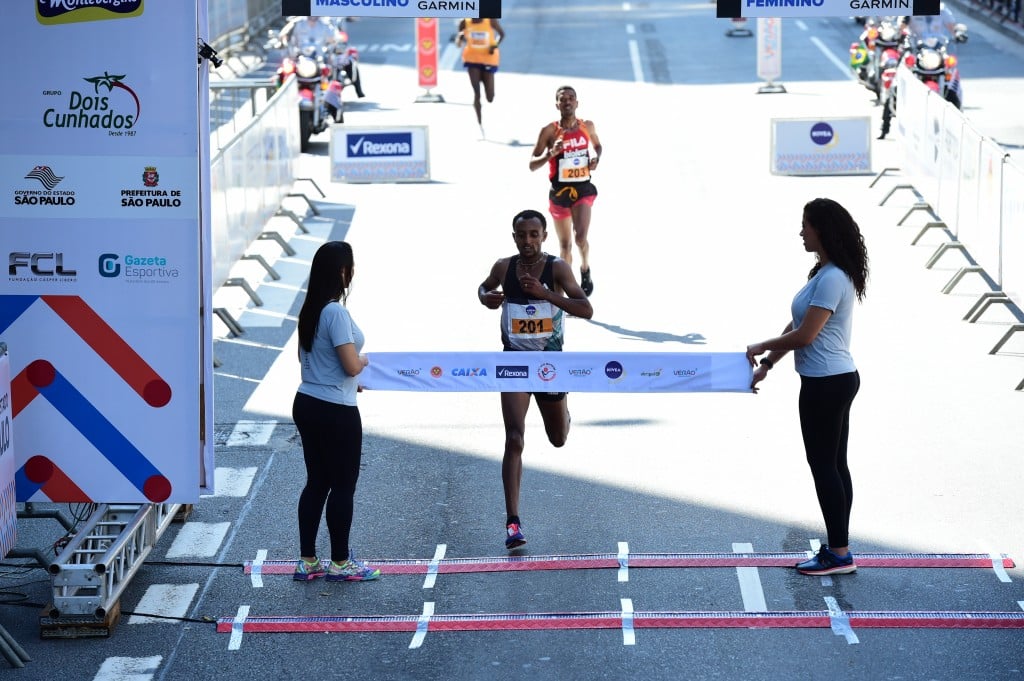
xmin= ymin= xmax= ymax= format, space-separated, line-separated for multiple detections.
xmin=281 ymin=15 xmax=337 ymax=55
xmin=901 ymin=4 xmax=967 ymax=47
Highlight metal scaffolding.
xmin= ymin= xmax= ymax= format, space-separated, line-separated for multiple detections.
xmin=40 ymin=503 xmax=181 ymax=637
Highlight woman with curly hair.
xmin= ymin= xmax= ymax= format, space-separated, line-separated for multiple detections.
xmin=746 ymin=198 xmax=869 ymax=576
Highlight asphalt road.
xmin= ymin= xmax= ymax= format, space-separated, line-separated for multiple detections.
xmin=4 ymin=1 xmax=1024 ymax=679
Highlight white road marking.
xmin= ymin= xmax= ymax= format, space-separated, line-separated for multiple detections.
xmin=423 ymin=543 xmax=447 ymax=589
xmin=226 ymin=420 xmax=276 ymax=447
xmin=409 ymin=602 xmax=434 ymax=649
xmin=228 ymin=605 xmax=250 ymax=651
xmin=128 ymin=584 xmax=199 ymax=624
xmin=202 ymin=467 xmax=258 ymax=498
xmin=93 ymin=656 xmax=162 ymax=681
xmin=166 ymin=522 xmax=230 ymax=558
xmin=621 ymin=598 xmax=636 ymax=645
xmin=733 ymin=542 xmax=767 ymax=612
xmin=628 ymin=40 xmax=645 ymax=83
xmin=810 ymin=35 xmax=857 ymax=80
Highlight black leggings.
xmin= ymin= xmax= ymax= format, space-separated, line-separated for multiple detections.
xmin=798 ymin=371 xmax=860 ymax=548
xmin=292 ymin=392 xmax=362 ymax=562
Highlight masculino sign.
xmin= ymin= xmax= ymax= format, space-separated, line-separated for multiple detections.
xmin=717 ymin=0 xmax=937 ymax=18
xmin=282 ymin=0 xmax=501 ymax=18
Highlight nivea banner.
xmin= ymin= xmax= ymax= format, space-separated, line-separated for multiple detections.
xmin=361 ymin=352 xmax=753 ymax=393
xmin=0 ymin=2 xmax=208 ymax=503
xmin=771 ymin=117 xmax=872 ymax=175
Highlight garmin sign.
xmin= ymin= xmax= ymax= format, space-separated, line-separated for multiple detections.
xmin=281 ymin=0 xmax=501 ymax=18
xmin=330 ymin=125 xmax=430 ymax=183
xmin=717 ymin=0 xmax=936 ymax=18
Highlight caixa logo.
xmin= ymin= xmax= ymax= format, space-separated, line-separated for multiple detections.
xmin=9 ymin=252 xmax=77 ymax=277
xmin=99 ymin=253 xmax=120 ymax=277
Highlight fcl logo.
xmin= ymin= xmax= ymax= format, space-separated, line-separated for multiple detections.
xmin=143 ymin=167 xmax=159 ymax=187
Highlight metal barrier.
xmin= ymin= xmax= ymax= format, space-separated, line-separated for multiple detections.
xmin=874 ymin=65 xmax=1024 ymax=389
xmin=207 ymin=0 xmax=283 ymax=72
xmin=210 ymin=76 xmax=306 ymax=336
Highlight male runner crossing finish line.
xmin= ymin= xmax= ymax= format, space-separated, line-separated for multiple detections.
xmin=478 ymin=209 xmax=593 ymax=549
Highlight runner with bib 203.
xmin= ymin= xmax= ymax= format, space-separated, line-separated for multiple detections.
xmin=529 ymin=85 xmax=603 ymax=297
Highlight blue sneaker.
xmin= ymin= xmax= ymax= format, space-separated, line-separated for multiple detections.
xmin=505 ymin=522 xmax=526 ymax=549
xmin=326 ymin=556 xmax=381 ymax=582
xmin=796 ymin=546 xmax=857 ymax=575
xmin=293 ymin=558 xmax=326 ymax=581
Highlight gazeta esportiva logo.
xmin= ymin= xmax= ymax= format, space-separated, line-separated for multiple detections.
xmin=37 ymin=0 xmax=144 ymax=25
xmin=42 ymin=72 xmax=141 ymax=133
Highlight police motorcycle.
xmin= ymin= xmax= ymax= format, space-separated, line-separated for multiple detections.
xmin=328 ymin=25 xmax=364 ymax=99
xmin=276 ymin=38 xmax=341 ymax=152
xmin=849 ymin=17 xmax=906 ymax=103
xmin=907 ymin=24 xmax=967 ymax=109
xmin=849 ymin=18 xmax=881 ymax=94
xmin=879 ymin=23 xmax=967 ymax=139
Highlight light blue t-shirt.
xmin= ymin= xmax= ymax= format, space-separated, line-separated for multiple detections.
xmin=297 ymin=301 xmax=364 ymax=406
xmin=791 ymin=263 xmax=857 ymax=377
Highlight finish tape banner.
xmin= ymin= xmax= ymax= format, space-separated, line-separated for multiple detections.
xmin=361 ymin=352 xmax=753 ymax=393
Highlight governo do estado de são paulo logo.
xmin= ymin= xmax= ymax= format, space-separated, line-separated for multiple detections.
xmin=42 ymin=72 xmax=141 ymax=133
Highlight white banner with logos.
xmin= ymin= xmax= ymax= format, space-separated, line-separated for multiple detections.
xmin=330 ymin=125 xmax=431 ymax=183
xmin=361 ymin=352 xmax=753 ymax=393
xmin=0 ymin=2 xmax=208 ymax=503
xmin=771 ymin=117 xmax=872 ymax=175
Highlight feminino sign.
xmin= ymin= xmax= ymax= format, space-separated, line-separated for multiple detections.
xmin=717 ymin=0 xmax=937 ymax=18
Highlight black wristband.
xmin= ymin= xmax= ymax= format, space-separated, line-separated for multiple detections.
xmin=759 ymin=357 xmax=774 ymax=369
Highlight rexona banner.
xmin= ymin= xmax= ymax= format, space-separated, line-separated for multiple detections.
xmin=0 ymin=2 xmax=209 ymax=504
xmin=282 ymin=0 xmax=501 ymax=19
xmin=717 ymin=0 xmax=937 ymax=18
xmin=330 ymin=126 xmax=431 ymax=182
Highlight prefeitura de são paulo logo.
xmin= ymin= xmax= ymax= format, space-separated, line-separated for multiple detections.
xmin=42 ymin=72 xmax=141 ymax=133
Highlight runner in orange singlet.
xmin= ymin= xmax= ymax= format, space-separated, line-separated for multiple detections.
xmin=529 ymin=85 xmax=602 ymax=296
xmin=455 ymin=17 xmax=505 ymax=137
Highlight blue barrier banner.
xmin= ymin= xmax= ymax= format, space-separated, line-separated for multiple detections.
xmin=361 ymin=352 xmax=753 ymax=393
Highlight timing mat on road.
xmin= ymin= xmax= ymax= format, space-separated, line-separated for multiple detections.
xmin=244 ymin=551 xmax=1016 ymax=576
xmin=216 ymin=609 xmax=1024 ymax=636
